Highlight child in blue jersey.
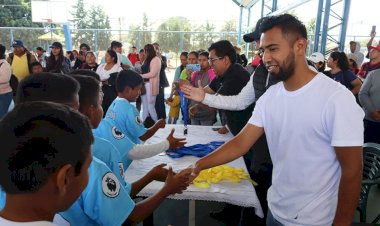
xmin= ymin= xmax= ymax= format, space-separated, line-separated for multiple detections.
xmin=11 ymin=72 xmax=191 ymax=225
xmin=104 ymin=69 xmax=166 ymax=144
xmin=94 ymin=70 xmax=186 ymax=169
xmin=0 ymin=101 xmax=93 ymax=225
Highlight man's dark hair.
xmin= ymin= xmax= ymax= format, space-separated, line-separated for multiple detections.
xmin=69 ymin=69 xmax=101 ymax=82
xmin=0 ymin=44 xmax=6 ymax=59
xmin=189 ymin=51 xmax=199 ymax=59
xmin=69 ymin=74 xmax=100 ymax=113
xmin=79 ymin=43 xmax=91 ymax=51
xmin=110 ymin=41 xmax=122 ymax=49
xmin=28 ymin=61 xmax=42 ymax=73
xmin=199 ymin=51 xmax=209 ymax=59
xmin=116 ymin=70 xmax=143 ymax=92
xmin=16 ymin=72 xmax=80 ymax=105
xmin=208 ymin=40 xmax=237 ymax=63
xmin=260 ymin=14 xmax=307 ymax=44
xmin=106 ymin=49 xmax=118 ymax=64
xmin=139 ymin=49 xmax=144 ymax=54
xmin=0 ymin=101 xmax=93 ymax=194
xmin=330 ymin=51 xmax=349 ymax=72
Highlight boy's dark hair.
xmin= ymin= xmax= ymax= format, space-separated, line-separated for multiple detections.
xmin=180 ymin=52 xmax=188 ymax=58
xmin=110 ymin=41 xmax=122 ymax=49
xmin=189 ymin=51 xmax=199 ymax=59
xmin=199 ymin=51 xmax=209 ymax=59
xmin=208 ymin=40 xmax=237 ymax=63
xmin=69 ymin=69 xmax=101 ymax=82
xmin=79 ymin=43 xmax=91 ymax=51
xmin=0 ymin=101 xmax=93 ymax=194
xmin=260 ymin=14 xmax=307 ymax=45
xmin=139 ymin=49 xmax=144 ymax=54
xmin=116 ymin=70 xmax=143 ymax=92
xmin=69 ymin=74 xmax=100 ymax=113
xmin=28 ymin=61 xmax=42 ymax=72
xmin=16 ymin=72 xmax=80 ymax=105
xmin=330 ymin=51 xmax=349 ymax=72
xmin=107 ymin=49 xmax=118 ymax=64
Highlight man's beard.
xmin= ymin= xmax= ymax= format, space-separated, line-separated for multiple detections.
xmin=270 ymin=52 xmax=296 ymax=81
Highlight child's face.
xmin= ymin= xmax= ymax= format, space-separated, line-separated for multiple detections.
xmin=61 ymin=151 xmax=92 ymax=210
xmin=90 ymin=89 xmax=104 ymax=129
xmin=32 ymin=65 xmax=43 ymax=74
xmin=123 ymin=84 xmax=143 ymax=102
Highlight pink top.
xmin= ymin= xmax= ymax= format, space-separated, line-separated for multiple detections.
xmin=0 ymin=59 xmax=12 ymax=94
xmin=141 ymin=56 xmax=161 ymax=96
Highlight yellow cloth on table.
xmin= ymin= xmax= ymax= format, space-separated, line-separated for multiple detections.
xmin=193 ymin=165 xmax=258 ymax=188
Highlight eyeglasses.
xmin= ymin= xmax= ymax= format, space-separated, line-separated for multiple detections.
xmin=208 ymin=57 xmax=223 ymax=65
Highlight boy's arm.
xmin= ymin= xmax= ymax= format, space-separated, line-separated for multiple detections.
xmin=127 ymin=168 xmax=190 ymax=224
xmin=139 ymin=119 xmax=166 ymax=142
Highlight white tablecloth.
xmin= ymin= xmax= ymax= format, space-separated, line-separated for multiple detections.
xmin=124 ymin=125 xmax=264 ymax=218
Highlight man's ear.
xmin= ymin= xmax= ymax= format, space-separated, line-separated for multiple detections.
xmin=294 ymin=38 xmax=307 ymax=55
xmin=83 ymin=105 xmax=95 ymax=120
xmin=55 ymin=164 xmax=74 ymax=195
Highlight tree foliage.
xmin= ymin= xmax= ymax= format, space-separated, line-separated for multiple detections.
xmin=192 ymin=21 xmax=217 ymax=51
xmin=70 ymin=0 xmax=111 ymax=50
xmin=220 ymin=19 xmax=238 ymax=45
xmin=156 ymin=17 xmax=192 ymax=53
xmin=128 ymin=13 xmax=152 ymax=50
xmin=0 ymin=0 xmax=44 ymax=49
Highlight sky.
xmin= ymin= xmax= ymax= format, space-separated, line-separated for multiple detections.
xmin=57 ymin=0 xmax=380 ymax=38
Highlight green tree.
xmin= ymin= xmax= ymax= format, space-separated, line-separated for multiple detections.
xmin=220 ymin=19 xmax=238 ymax=45
xmin=192 ymin=21 xmax=217 ymax=50
xmin=156 ymin=17 xmax=192 ymax=53
xmin=70 ymin=0 xmax=91 ymax=47
xmin=128 ymin=13 xmax=153 ymax=49
xmin=87 ymin=5 xmax=111 ymax=51
xmin=0 ymin=0 xmax=44 ymax=49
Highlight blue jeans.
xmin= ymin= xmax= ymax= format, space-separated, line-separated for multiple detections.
xmin=267 ymin=209 xmax=285 ymax=226
xmin=0 ymin=92 xmax=12 ymax=118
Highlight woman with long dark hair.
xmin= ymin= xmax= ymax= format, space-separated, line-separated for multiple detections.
xmin=96 ymin=49 xmax=121 ymax=82
xmin=46 ymin=42 xmax=71 ymax=73
xmin=140 ymin=44 xmax=161 ymax=122
xmin=326 ymin=51 xmax=362 ymax=95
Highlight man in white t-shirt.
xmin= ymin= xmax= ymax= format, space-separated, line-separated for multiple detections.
xmin=188 ymin=14 xmax=364 ymax=226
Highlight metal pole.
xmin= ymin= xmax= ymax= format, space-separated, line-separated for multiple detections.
xmin=63 ymin=24 xmax=72 ymax=50
xmin=261 ymin=0 xmax=265 ymax=17
xmin=320 ymin=0 xmax=331 ymax=54
xmin=313 ymin=0 xmax=324 ymax=52
xmin=339 ymin=0 xmax=351 ymax=51
xmin=237 ymin=6 xmax=243 ymax=44
xmin=245 ymin=8 xmax=251 ymax=57
xmin=272 ymin=0 xmax=278 ymax=11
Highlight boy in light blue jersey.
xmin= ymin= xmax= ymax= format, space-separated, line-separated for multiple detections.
xmin=95 ymin=70 xmax=186 ymax=169
xmin=0 ymin=102 xmax=93 ymax=225
xmin=104 ymin=69 xmax=167 ymax=144
xmin=11 ymin=72 xmax=191 ymax=226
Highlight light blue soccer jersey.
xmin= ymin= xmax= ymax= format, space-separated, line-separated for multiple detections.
xmin=93 ymin=136 xmax=125 ymax=182
xmin=56 ymin=157 xmax=134 ymax=226
xmin=93 ymin=122 xmax=135 ymax=169
xmin=104 ymin=97 xmax=147 ymax=144
xmin=0 ymin=187 xmax=5 ymax=209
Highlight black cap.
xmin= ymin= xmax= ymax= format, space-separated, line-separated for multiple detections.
xmin=36 ymin=47 xmax=45 ymax=52
xmin=49 ymin=42 xmax=63 ymax=49
xmin=243 ymin=17 xmax=265 ymax=43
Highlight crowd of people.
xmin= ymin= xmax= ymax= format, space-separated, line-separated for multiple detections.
xmin=0 ymin=13 xmax=378 ymax=226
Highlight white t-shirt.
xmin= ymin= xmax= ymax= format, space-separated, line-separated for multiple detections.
xmin=0 ymin=216 xmax=57 ymax=226
xmin=249 ymin=72 xmax=364 ymax=226
xmin=95 ymin=63 xmax=122 ymax=81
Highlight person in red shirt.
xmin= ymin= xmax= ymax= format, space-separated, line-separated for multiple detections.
xmin=128 ymin=46 xmax=139 ymax=66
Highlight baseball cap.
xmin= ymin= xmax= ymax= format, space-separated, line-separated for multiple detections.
xmin=308 ymin=52 xmax=325 ymax=63
xmin=346 ymin=53 xmax=358 ymax=64
xmin=49 ymin=42 xmax=63 ymax=49
xmin=36 ymin=47 xmax=45 ymax=52
xmin=11 ymin=40 xmax=24 ymax=48
xmin=243 ymin=17 xmax=266 ymax=43
xmin=369 ymin=44 xmax=380 ymax=52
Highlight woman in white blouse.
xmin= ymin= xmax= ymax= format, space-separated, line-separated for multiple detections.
xmin=96 ymin=49 xmax=122 ymax=82
xmin=141 ymin=44 xmax=161 ymax=122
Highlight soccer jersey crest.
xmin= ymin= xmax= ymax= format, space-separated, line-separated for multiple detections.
xmin=111 ymin=126 xmax=125 ymax=140
xmin=102 ymin=172 xmax=120 ymax=198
